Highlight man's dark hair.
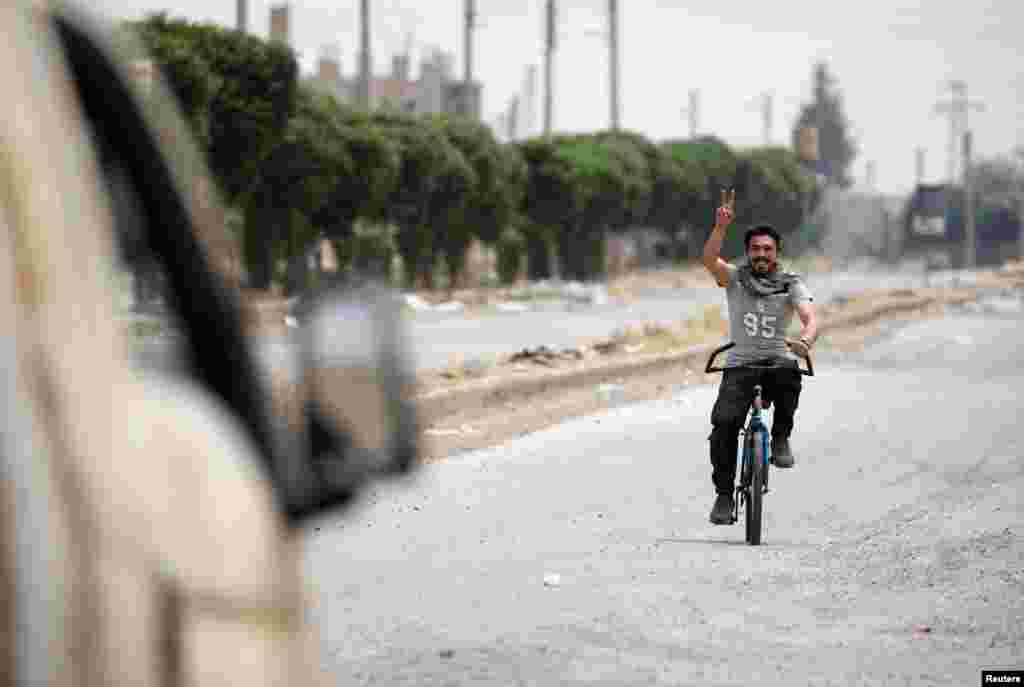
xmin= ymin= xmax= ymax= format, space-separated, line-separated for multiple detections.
xmin=744 ymin=224 xmax=782 ymax=251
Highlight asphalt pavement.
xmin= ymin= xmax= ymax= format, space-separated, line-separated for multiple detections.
xmin=301 ymin=292 xmax=1024 ymax=685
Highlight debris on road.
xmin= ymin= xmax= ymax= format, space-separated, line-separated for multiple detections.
xmin=542 ymin=573 xmax=562 ymax=588
xmin=507 ymin=345 xmax=585 ymax=367
xmin=425 ymin=424 xmax=477 ymax=437
xmin=563 ymin=282 xmax=609 ymax=305
xmin=403 ymin=294 xmax=432 ymax=311
xmin=592 ymin=340 xmax=621 ymax=355
xmin=425 ymin=428 xmax=461 ymax=437
xmin=440 ymin=353 xmax=495 ymax=379
xmin=402 ymin=294 xmax=466 ymax=313
xmin=912 ymin=624 xmax=933 ymax=638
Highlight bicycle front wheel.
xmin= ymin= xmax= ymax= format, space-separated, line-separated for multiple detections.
xmin=746 ymin=429 xmax=765 ymax=545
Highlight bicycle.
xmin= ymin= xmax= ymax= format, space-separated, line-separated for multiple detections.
xmin=705 ymin=342 xmax=815 ymax=545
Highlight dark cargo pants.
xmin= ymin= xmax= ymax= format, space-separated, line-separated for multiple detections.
xmin=708 ymin=361 xmax=802 ymax=495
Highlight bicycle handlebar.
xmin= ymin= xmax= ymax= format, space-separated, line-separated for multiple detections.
xmin=704 ymin=341 xmax=815 ymax=376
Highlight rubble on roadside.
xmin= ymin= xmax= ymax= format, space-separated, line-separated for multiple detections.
xmin=506 ymin=345 xmax=587 ymax=367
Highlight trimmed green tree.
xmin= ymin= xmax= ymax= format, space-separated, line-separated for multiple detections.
xmin=372 ymin=112 xmax=470 ymax=290
xmin=518 ymin=137 xmax=588 ymax=281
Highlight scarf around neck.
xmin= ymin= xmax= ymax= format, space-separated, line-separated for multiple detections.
xmin=737 ymin=261 xmax=799 ymax=297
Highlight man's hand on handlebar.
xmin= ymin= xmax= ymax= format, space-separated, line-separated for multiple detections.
xmin=785 ymin=337 xmax=811 ymax=359
xmin=706 ymin=341 xmax=815 ymax=376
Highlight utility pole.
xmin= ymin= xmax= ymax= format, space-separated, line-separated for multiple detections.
xmin=608 ymin=0 xmax=620 ymax=130
xmin=681 ymin=89 xmax=698 ymax=138
xmin=1019 ymin=185 xmax=1024 ymax=263
xmin=762 ymin=92 xmax=773 ymax=146
xmin=508 ymin=96 xmax=520 ymax=141
xmin=915 ymin=147 xmax=925 ymax=185
xmin=495 ymin=113 xmax=508 ymax=142
xmin=934 ymin=80 xmax=984 ymax=186
xmin=544 ymin=0 xmax=556 ymax=135
xmin=358 ymin=0 xmax=371 ymax=109
xmin=1018 ymin=175 xmax=1024 ymax=263
xmin=963 ymin=131 xmax=976 ymax=269
xmin=463 ymin=0 xmax=476 ymax=118
xmin=744 ymin=91 xmax=773 ymax=145
xmin=236 ymin=0 xmax=247 ymax=33
xmin=523 ymin=65 xmax=538 ymax=138
xmin=1016 ymin=147 xmax=1024 ymax=262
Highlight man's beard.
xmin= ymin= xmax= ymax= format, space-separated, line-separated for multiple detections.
xmin=751 ymin=258 xmax=775 ymax=274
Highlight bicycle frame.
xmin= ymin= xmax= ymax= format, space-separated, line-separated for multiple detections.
xmin=738 ymin=386 xmax=772 ymax=494
xmin=705 ymin=341 xmax=814 ymax=539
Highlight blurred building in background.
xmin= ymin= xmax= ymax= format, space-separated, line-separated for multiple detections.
xmin=276 ymin=3 xmax=480 ymax=119
xmin=269 ymin=3 xmax=290 ymax=45
xmin=414 ymin=48 xmax=454 ymax=114
xmin=308 ymin=45 xmax=355 ymax=103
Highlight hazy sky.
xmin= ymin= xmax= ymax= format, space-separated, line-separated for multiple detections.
xmin=95 ymin=0 xmax=1023 ymax=196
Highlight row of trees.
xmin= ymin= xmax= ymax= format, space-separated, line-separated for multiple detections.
xmin=127 ymin=14 xmax=818 ymax=291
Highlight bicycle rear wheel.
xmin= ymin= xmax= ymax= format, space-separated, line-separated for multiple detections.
xmin=746 ymin=429 xmax=765 ymax=545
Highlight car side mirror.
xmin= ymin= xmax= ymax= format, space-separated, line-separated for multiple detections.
xmin=294 ymin=279 xmax=419 ymax=498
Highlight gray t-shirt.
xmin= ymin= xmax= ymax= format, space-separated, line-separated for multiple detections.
xmin=721 ymin=263 xmax=814 ymax=366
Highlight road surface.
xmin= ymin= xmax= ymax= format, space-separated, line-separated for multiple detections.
xmin=302 ymin=293 xmax=1023 ymax=685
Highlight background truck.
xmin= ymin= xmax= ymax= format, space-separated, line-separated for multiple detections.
xmin=900 ymin=183 xmax=1021 ymax=269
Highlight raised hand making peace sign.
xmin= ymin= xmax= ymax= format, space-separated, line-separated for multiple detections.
xmin=715 ymin=188 xmax=736 ymax=229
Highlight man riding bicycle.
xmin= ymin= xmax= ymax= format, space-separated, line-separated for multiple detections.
xmin=702 ymin=190 xmax=818 ymax=525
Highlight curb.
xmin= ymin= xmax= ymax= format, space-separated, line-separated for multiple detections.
xmin=414 ymin=289 xmax=981 ymax=425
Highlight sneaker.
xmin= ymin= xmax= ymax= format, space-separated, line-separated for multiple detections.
xmin=709 ymin=493 xmax=735 ymax=525
xmin=771 ymin=436 xmax=795 ymax=468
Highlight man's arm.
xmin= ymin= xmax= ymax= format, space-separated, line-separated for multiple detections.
xmin=786 ymin=302 xmax=818 ymax=358
xmin=702 ymin=189 xmax=735 ymax=287
xmin=796 ymin=302 xmax=818 ymax=344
